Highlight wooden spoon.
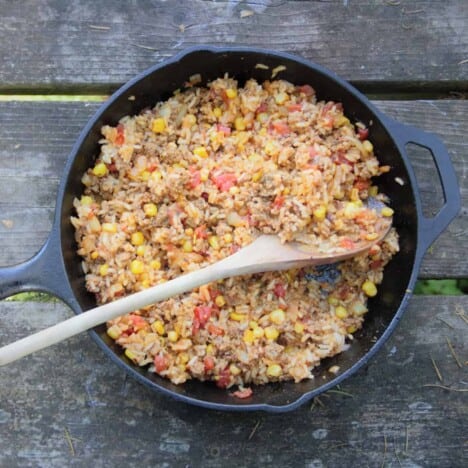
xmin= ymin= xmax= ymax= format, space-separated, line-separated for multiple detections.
xmin=0 ymin=221 xmax=391 ymax=366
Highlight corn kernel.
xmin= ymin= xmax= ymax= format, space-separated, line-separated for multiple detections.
xmin=136 ymin=245 xmax=146 ymax=256
xmin=365 ymin=232 xmax=379 ymax=241
xmin=143 ymin=203 xmax=158 ymax=217
xmin=336 ymin=115 xmax=350 ymax=127
xmin=151 ymin=170 xmax=162 ymax=182
xmin=362 ymin=279 xmax=378 ymax=297
xmin=200 ymin=168 xmax=210 ymax=181
xmin=90 ymin=251 xmax=99 ymax=260
xmin=194 ymin=146 xmax=208 ymax=159
xmin=131 ymin=231 xmax=145 ymax=246
xmin=225 ymin=88 xmax=237 ymax=99
xmin=130 ymin=259 xmax=145 ymax=275
xmin=99 ymin=264 xmax=109 ymax=276
xmin=381 ymin=207 xmax=394 ymax=217
xmin=350 ymin=187 xmax=360 ymax=202
xmin=335 ymin=306 xmax=348 ymax=319
xmin=80 ymin=195 xmax=93 ymax=205
xmin=229 ymin=186 xmax=239 ymax=195
xmin=140 ymin=170 xmax=151 ymax=181
xmin=313 ymin=205 xmax=327 ymax=221
xmin=274 ymin=92 xmax=289 ymax=105
xmin=92 ymin=162 xmax=108 ymax=177
xmin=344 ymin=202 xmax=361 ymax=219
xmin=265 ymin=326 xmax=279 ymax=341
xmin=229 ymin=364 xmax=241 ymax=375
xmin=264 ymin=140 xmax=279 ymax=156
xmin=141 ymin=279 xmax=150 ymax=289
xmin=223 ymin=233 xmax=233 ymax=244
xmin=347 ymin=325 xmax=358 ymax=334
xmin=249 ymin=321 xmax=258 ymax=329
xmin=327 ymin=296 xmax=339 ymax=306
xmin=185 ymin=228 xmax=194 ymax=236
xmin=294 ymin=322 xmax=304 ymax=334
xmin=230 ymin=312 xmax=247 ymax=322
xmin=270 ymin=309 xmax=286 ymax=325
xmin=102 ymin=223 xmax=117 ymax=233
xmin=243 ymin=329 xmax=255 ymax=344
xmin=151 ymin=320 xmax=165 ymax=335
xmin=167 ymin=330 xmax=179 ymax=342
xmin=208 ymin=235 xmax=220 ymax=250
xmin=256 ymin=112 xmax=269 ymax=124
xmin=234 ymin=117 xmax=246 ymax=131
xmin=362 ymin=140 xmax=374 ymax=153
xmin=206 ymin=344 xmax=214 ymax=354
xmin=124 ymin=348 xmax=137 ymax=361
xmin=369 ymin=185 xmax=379 ymax=197
xmin=266 ymin=364 xmax=282 ymax=377
xmin=150 ymin=259 xmax=161 ymax=270
xmin=253 ymin=326 xmax=265 ymax=339
xmin=152 ymin=118 xmax=166 ymax=133
xmin=184 ymin=114 xmax=197 ymax=127
xmin=215 ymin=295 xmax=226 ymax=307
xmin=213 ymin=107 xmax=222 ymax=118
xmin=178 ymin=352 xmax=190 ymax=364
xmin=107 ymin=325 xmax=121 ymax=340
xmin=252 ymin=170 xmax=263 ymax=182
xmin=182 ymin=240 xmax=193 ymax=253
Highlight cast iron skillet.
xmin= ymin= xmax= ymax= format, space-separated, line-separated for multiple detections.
xmin=0 ymin=47 xmax=460 ymax=412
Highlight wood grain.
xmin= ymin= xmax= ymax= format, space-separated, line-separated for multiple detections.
xmin=0 ymin=0 xmax=467 ymax=92
xmin=0 ymin=295 xmax=466 ymax=467
xmin=0 ymin=99 xmax=466 ymax=277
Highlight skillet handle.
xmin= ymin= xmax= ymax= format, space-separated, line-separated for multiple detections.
xmin=0 ymin=234 xmax=69 ymax=301
xmin=385 ymin=118 xmax=461 ymax=252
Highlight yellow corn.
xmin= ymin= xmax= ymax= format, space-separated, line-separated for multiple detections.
xmin=130 ymin=259 xmax=145 ymax=275
xmin=336 ymin=115 xmax=350 ymax=127
xmin=144 ymin=203 xmax=158 ymax=217
xmin=252 ymin=170 xmax=263 ymax=182
xmin=347 ymin=325 xmax=357 ymax=334
xmin=80 ymin=195 xmax=93 ymax=206
xmin=243 ymin=329 xmax=255 ymax=344
xmin=365 ymin=232 xmax=379 ymax=241
xmin=92 ymin=162 xmax=108 ymax=177
xmin=90 ymin=251 xmax=99 ymax=260
xmin=208 ymin=235 xmax=220 ymax=250
xmin=178 ymin=352 xmax=190 ymax=364
xmin=152 ymin=118 xmax=166 ymax=133
xmin=136 ymin=245 xmax=146 ymax=256
xmin=182 ymin=240 xmax=193 ymax=253
xmin=229 ymin=364 xmax=241 ymax=375
xmin=230 ymin=312 xmax=247 ymax=322
xmin=335 ymin=306 xmax=348 ymax=319
xmin=150 ymin=259 xmax=161 ymax=270
xmin=266 ymin=364 xmax=282 ymax=377
xmin=270 ymin=309 xmax=286 ymax=325
xmin=184 ymin=114 xmax=197 ymax=127
xmin=193 ymin=146 xmax=208 ymax=159
xmin=362 ymin=279 xmax=378 ymax=297
xmin=131 ymin=231 xmax=145 ymax=246
xmin=200 ymin=168 xmax=210 ymax=181
xmin=369 ymin=185 xmax=379 ymax=197
xmin=223 ymin=233 xmax=233 ymax=244
xmin=327 ymin=296 xmax=339 ymax=306
xmin=225 ymin=88 xmax=237 ymax=99
xmin=294 ymin=322 xmax=304 ymax=334
xmin=107 ymin=325 xmax=121 ymax=340
xmin=140 ymin=170 xmax=151 ymax=181
xmin=362 ymin=140 xmax=374 ymax=153
xmin=102 ymin=223 xmax=117 ymax=234
xmin=265 ymin=326 xmax=279 ymax=341
xmin=124 ymin=349 xmax=137 ymax=361
xmin=99 ymin=264 xmax=109 ymax=276
xmin=152 ymin=320 xmax=165 ymax=335
xmin=167 ymin=330 xmax=179 ymax=342
xmin=151 ymin=171 xmax=162 ymax=182
xmin=234 ymin=117 xmax=246 ymax=131
xmin=185 ymin=228 xmax=194 ymax=236
xmin=215 ymin=295 xmax=226 ymax=307
xmin=350 ymin=187 xmax=360 ymax=202
xmin=313 ymin=205 xmax=327 ymax=221
xmin=274 ymin=92 xmax=289 ymax=105
xmin=206 ymin=344 xmax=214 ymax=354
xmin=213 ymin=107 xmax=222 ymax=118
xmin=381 ymin=207 xmax=394 ymax=217
xmin=253 ymin=326 xmax=265 ymax=339
xmin=256 ymin=112 xmax=269 ymax=124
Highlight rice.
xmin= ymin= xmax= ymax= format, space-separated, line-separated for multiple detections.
xmin=71 ymin=77 xmax=399 ymax=394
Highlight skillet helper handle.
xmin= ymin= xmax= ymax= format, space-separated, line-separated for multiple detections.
xmin=385 ymin=118 xmax=461 ymax=252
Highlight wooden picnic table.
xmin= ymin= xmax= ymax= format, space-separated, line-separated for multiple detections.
xmin=0 ymin=1 xmax=466 ymax=466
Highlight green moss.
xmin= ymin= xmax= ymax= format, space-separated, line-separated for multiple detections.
xmin=414 ymin=279 xmax=465 ymax=295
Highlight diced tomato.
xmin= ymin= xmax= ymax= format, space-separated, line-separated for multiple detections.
xmin=129 ymin=314 xmax=147 ymax=331
xmin=216 ymin=367 xmax=231 ymax=388
xmin=287 ymin=103 xmax=303 ymax=112
xmin=216 ymin=124 xmax=231 ymax=136
xmin=220 ymin=90 xmax=230 ymax=105
xmin=256 ymin=102 xmax=268 ymax=114
xmin=273 ymin=282 xmax=286 ymax=298
xmin=204 ymin=356 xmax=215 ymax=372
xmin=209 ymin=288 xmax=221 ymax=300
xmin=357 ymin=127 xmax=369 ymax=141
xmin=192 ymin=318 xmax=200 ymax=335
xmin=147 ymin=163 xmax=158 ymax=172
xmin=207 ymin=323 xmax=225 ymax=336
xmin=232 ymin=387 xmax=253 ymax=399
xmin=297 ymin=84 xmax=314 ymax=96
xmin=354 ymin=178 xmax=370 ymax=191
xmin=115 ymin=124 xmax=125 ymax=145
xmin=188 ymin=169 xmax=201 ymax=189
xmin=106 ymin=162 xmax=118 ymax=173
xmin=272 ymin=195 xmax=285 ymax=209
xmin=194 ymin=305 xmax=212 ymax=327
xmin=211 ymin=171 xmax=237 ymax=192
xmin=271 ymin=120 xmax=290 ymax=135
xmin=334 ymin=151 xmax=353 ymax=166
xmin=340 ymin=237 xmax=356 ymax=250
xmin=154 ymin=354 xmax=168 ymax=373
xmin=370 ymin=260 xmax=383 ymax=270
xmin=194 ymin=225 xmax=208 ymax=239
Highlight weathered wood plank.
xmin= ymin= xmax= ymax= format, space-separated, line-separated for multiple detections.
xmin=0 ymin=0 xmax=467 ymax=91
xmin=0 ymin=296 xmax=466 ymax=467
xmin=0 ymin=99 xmax=466 ymax=277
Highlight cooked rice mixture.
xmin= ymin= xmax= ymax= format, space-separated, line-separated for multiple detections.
xmin=72 ymin=77 xmax=399 ymax=393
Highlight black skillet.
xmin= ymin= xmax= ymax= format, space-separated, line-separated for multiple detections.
xmin=0 ymin=47 xmax=460 ymax=412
